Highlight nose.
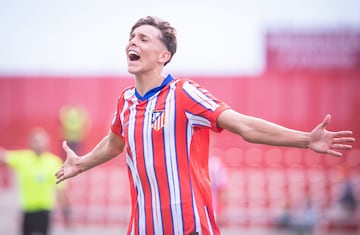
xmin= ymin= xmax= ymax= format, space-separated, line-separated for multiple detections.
xmin=126 ymin=40 xmax=135 ymax=52
xmin=129 ymin=37 xmax=137 ymax=46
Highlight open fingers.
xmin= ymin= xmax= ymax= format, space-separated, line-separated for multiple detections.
xmin=320 ymin=114 xmax=331 ymax=129
xmin=56 ymin=175 xmax=65 ymax=184
xmin=333 ymin=136 xmax=355 ymax=144
xmin=55 ymin=167 xmax=66 ymax=184
xmin=326 ymin=149 xmax=343 ymax=157
xmin=55 ymin=166 xmax=64 ymax=178
xmin=331 ymin=143 xmax=353 ymax=150
xmin=332 ymin=130 xmax=354 ymax=138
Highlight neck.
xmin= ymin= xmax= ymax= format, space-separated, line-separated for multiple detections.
xmin=135 ymin=72 xmax=166 ymax=97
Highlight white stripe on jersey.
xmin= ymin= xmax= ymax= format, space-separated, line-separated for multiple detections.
xmin=185 ymin=112 xmax=212 ymax=128
xmin=164 ymin=83 xmax=184 ymax=235
xmin=183 ymin=81 xmax=220 ymax=112
xmin=120 ymin=89 xmax=134 ymax=137
xmin=126 ymin=98 xmax=146 ymax=235
xmin=185 ymin=119 xmax=203 ymax=234
xmin=143 ymin=97 xmax=163 ymax=234
xmin=205 ymin=206 xmax=215 ymax=235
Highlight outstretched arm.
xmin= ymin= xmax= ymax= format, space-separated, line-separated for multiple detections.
xmin=217 ymin=110 xmax=354 ymax=157
xmin=55 ymin=131 xmax=125 ymax=184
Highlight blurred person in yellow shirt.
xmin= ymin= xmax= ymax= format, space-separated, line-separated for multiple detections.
xmin=59 ymin=104 xmax=90 ymax=155
xmin=0 ymin=127 xmax=70 ymax=235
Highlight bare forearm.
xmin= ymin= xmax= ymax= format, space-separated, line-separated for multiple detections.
xmin=77 ymin=134 xmax=123 ymax=172
xmin=56 ymin=132 xmax=125 ymax=184
xmin=240 ymin=116 xmax=310 ymax=148
xmin=218 ymin=110 xmax=310 ymax=148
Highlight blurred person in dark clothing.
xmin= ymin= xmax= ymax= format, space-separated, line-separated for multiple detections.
xmin=339 ymin=166 xmax=357 ymax=214
xmin=327 ymin=165 xmax=358 ymax=227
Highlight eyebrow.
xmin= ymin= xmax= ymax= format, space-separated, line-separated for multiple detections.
xmin=130 ymin=32 xmax=151 ymax=40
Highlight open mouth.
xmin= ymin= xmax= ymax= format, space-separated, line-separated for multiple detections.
xmin=128 ymin=51 xmax=140 ymax=61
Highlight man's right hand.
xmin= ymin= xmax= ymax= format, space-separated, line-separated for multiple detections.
xmin=55 ymin=141 xmax=82 ymax=184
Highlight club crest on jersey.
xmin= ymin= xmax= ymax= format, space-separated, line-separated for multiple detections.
xmin=151 ymin=110 xmax=166 ymax=131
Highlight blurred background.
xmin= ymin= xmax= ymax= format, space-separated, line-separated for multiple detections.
xmin=0 ymin=0 xmax=359 ymax=234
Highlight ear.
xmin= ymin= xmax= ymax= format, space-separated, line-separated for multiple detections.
xmin=159 ymin=51 xmax=171 ymax=65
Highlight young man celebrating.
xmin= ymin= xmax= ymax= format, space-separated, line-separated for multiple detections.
xmin=55 ymin=16 xmax=355 ymax=235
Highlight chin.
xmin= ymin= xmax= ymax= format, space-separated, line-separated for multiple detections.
xmin=128 ymin=66 xmax=146 ymax=76
xmin=127 ymin=67 xmax=138 ymax=75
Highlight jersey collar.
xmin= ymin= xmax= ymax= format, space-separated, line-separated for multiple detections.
xmin=135 ymin=74 xmax=174 ymax=101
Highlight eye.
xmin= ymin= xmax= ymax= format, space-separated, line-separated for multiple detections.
xmin=141 ymin=36 xmax=149 ymax=42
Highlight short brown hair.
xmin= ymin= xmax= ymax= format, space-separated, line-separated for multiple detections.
xmin=130 ymin=16 xmax=177 ymax=66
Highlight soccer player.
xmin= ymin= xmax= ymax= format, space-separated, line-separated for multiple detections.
xmin=55 ymin=16 xmax=355 ymax=235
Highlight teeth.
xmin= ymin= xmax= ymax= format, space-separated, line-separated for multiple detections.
xmin=128 ymin=50 xmax=140 ymax=61
xmin=128 ymin=51 xmax=138 ymax=56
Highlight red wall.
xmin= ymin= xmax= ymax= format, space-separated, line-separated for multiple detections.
xmin=0 ymin=73 xmax=359 ymax=156
xmin=1 ymin=73 xmax=359 ymax=226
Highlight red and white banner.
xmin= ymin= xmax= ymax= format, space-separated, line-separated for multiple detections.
xmin=265 ymin=31 xmax=360 ymax=72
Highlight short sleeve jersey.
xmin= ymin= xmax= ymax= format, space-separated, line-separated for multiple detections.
xmin=111 ymin=74 xmax=230 ymax=235
xmin=6 ymin=150 xmax=64 ymax=212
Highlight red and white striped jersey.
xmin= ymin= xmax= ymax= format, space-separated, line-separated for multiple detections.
xmin=111 ymin=74 xmax=230 ymax=235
